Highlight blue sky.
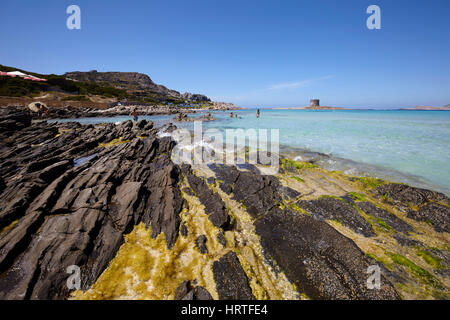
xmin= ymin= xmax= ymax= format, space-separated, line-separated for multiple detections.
xmin=0 ymin=0 xmax=449 ymax=108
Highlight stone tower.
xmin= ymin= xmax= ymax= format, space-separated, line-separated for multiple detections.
xmin=310 ymin=99 xmax=320 ymax=107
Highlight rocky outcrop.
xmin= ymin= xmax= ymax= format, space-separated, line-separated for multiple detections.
xmin=0 ymin=107 xmax=31 ymax=132
xmin=182 ymin=165 xmax=230 ymax=229
xmin=408 ymin=203 xmax=450 ymax=233
xmin=0 ymin=111 xmax=184 ymax=299
xmin=64 ymin=70 xmax=211 ymax=103
xmin=373 ymin=183 xmax=449 ymax=207
xmin=208 ymin=164 xmax=400 ymax=299
xmin=173 ymin=112 xmax=214 ymax=122
xmin=297 ymin=197 xmax=376 ymax=237
xmin=373 ymin=183 xmax=449 ymax=232
xmin=182 ymin=93 xmax=211 ymax=102
xmin=355 ymin=201 xmax=413 ymax=234
xmin=212 ymin=251 xmax=255 ymax=300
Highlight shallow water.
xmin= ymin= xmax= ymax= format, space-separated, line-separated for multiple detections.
xmin=50 ymin=109 xmax=450 ymax=195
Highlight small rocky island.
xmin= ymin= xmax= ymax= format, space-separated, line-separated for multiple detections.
xmin=0 ymin=107 xmax=448 ymax=300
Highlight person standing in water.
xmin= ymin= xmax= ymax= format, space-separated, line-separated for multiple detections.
xmin=256 ymin=109 xmax=260 ymax=118
xmin=130 ymin=108 xmax=138 ymax=122
xmin=230 ymin=112 xmax=234 ymax=118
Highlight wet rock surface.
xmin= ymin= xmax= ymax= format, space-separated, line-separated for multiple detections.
xmin=256 ymin=209 xmax=400 ymax=299
xmin=407 ymin=203 xmax=450 ymax=233
xmin=174 ymin=280 xmax=213 ymax=300
xmin=374 ymin=183 xmax=449 ymax=207
xmin=195 ymin=235 xmax=208 ymax=254
xmin=373 ymin=183 xmax=450 ymax=233
xmin=297 ymin=197 xmax=376 ymax=237
xmin=212 ymin=251 xmax=255 ymax=300
xmin=209 ymin=164 xmax=400 ymax=299
xmin=182 ymin=165 xmax=230 ymax=229
xmin=209 ymin=164 xmax=282 ymax=218
xmin=0 ymin=110 xmax=183 ymax=299
xmin=355 ymin=201 xmax=414 ymax=234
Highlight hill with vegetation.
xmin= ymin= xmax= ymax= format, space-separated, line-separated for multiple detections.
xmin=0 ymin=65 xmax=211 ymax=107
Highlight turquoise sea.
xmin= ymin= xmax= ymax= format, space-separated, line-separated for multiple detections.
xmin=52 ymin=109 xmax=450 ymax=196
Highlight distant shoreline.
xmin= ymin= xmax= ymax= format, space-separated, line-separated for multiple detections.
xmin=267 ymin=106 xmax=450 ymax=111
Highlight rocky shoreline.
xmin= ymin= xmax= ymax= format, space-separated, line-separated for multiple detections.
xmin=0 ymin=107 xmax=448 ymax=300
xmin=1 ymin=102 xmax=240 ymax=121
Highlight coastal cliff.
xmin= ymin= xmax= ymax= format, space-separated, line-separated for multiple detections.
xmin=0 ymin=65 xmax=241 ymax=110
xmin=0 ymin=107 xmax=448 ymax=300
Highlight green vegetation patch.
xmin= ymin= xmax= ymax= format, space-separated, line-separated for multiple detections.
xmin=357 ymin=177 xmax=387 ymax=189
xmin=319 ymin=195 xmax=346 ymax=201
xmin=387 ymin=252 xmax=444 ymax=289
xmin=291 ymin=176 xmax=305 ymax=183
xmin=281 ymin=158 xmax=318 ymax=172
xmin=348 ymin=192 xmax=367 ymax=201
xmin=61 ymin=95 xmax=90 ymax=101
xmin=373 ymin=217 xmax=392 ymax=232
xmin=288 ymin=203 xmax=309 ymax=215
xmin=416 ymin=250 xmax=442 ymax=269
xmin=366 ymin=253 xmax=392 ymax=269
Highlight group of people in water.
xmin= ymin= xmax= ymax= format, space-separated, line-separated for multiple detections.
xmin=129 ymin=108 xmax=260 ymax=122
xmin=230 ymin=108 xmax=260 ymax=119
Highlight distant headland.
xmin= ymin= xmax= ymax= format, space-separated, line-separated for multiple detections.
xmin=400 ymin=105 xmax=450 ymax=111
xmin=272 ymin=99 xmax=349 ymax=110
xmin=272 ymin=99 xmax=450 ymax=111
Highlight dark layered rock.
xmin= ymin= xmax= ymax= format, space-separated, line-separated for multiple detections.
xmin=182 ymin=165 xmax=230 ymax=229
xmin=297 ymin=197 xmax=376 ymax=237
xmin=174 ymin=280 xmax=213 ymax=300
xmin=0 ymin=115 xmax=184 ymax=299
xmin=407 ymin=203 xmax=450 ymax=233
xmin=255 ymin=208 xmax=400 ymax=300
xmin=212 ymin=251 xmax=255 ymax=300
xmin=373 ymin=183 xmax=449 ymax=233
xmin=195 ymin=235 xmax=208 ymax=254
xmin=0 ymin=108 xmax=31 ymax=133
xmin=355 ymin=201 xmax=414 ymax=234
xmin=209 ymin=164 xmax=399 ymax=299
xmin=374 ymin=183 xmax=449 ymax=207
xmin=217 ymin=230 xmax=226 ymax=247
xmin=209 ymin=164 xmax=282 ymax=218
